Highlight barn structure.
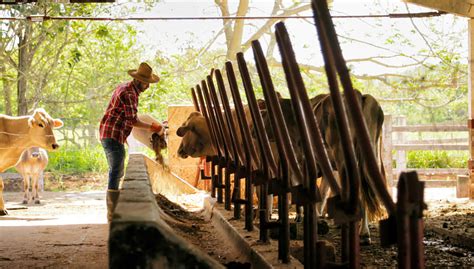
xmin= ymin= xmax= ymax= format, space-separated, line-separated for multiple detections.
xmin=403 ymin=0 xmax=474 ymax=200
xmin=0 ymin=0 xmax=473 ymax=269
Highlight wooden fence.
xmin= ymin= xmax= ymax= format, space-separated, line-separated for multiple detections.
xmin=383 ymin=115 xmax=468 ymax=187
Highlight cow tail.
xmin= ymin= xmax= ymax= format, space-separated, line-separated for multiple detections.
xmin=360 ymin=109 xmax=387 ymax=221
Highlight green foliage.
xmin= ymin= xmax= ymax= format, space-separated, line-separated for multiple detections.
xmin=47 ymin=144 xmax=108 ymax=173
xmin=406 ymin=150 xmax=468 ymax=169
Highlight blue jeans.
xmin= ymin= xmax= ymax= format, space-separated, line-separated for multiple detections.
xmin=101 ymin=138 xmax=125 ymax=190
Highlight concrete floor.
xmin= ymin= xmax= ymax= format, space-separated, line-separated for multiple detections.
xmin=0 ymin=191 xmax=108 ymax=269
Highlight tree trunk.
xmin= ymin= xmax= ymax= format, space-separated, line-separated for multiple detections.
xmin=0 ymin=60 xmax=13 ymax=115
xmin=226 ymin=0 xmax=249 ymax=61
xmin=17 ymin=21 xmax=32 ymax=116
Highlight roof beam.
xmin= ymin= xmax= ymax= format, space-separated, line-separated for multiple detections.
xmin=403 ymin=0 xmax=474 ymax=17
xmin=0 ymin=0 xmax=114 ymax=4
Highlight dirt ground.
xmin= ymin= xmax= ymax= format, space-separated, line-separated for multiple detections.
xmin=0 ymin=173 xmax=108 ymax=269
xmin=1 ymin=172 xmax=473 ymax=268
xmin=289 ymin=188 xmax=473 ymax=267
xmin=157 ymin=187 xmax=474 ymax=268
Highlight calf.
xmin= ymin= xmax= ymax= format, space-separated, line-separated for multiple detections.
xmin=15 ymin=147 xmax=48 ymax=204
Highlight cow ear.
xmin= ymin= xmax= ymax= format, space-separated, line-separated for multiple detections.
xmin=28 ymin=116 xmax=36 ymax=128
xmin=176 ymin=126 xmax=189 ymax=137
xmin=53 ymin=119 xmax=64 ymax=129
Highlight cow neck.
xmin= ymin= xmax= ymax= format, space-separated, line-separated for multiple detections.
xmin=1 ymin=115 xmax=33 ymax=147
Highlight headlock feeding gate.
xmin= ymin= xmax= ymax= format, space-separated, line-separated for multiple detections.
xmin=187 ymin=1 xmax=427 ymax=268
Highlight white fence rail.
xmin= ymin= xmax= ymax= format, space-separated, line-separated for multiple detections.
xmin=383 ymin=115 xmax=468 ymax=186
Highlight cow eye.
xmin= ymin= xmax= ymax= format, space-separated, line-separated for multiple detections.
xmin=39 ymin=123 xmax=44 ymax=128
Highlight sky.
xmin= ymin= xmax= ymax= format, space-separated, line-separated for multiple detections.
xmin=122 ymin=0 xmax=468 ymax=76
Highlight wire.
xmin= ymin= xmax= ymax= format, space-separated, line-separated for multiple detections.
xmin=0 ymin=11 xmax=446 ymax=22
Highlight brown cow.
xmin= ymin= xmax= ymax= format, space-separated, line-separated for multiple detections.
xmin=177 ymin=108 xmax=274 ymax=216
xmin=15 ymin=147 xmax=48 ymax=204
xmin=0 ymin=108 xmax=63 ymax=215
xmin=261 ymin=90 xmax=386 ymax=245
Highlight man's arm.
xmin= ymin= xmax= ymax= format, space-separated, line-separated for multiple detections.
xmin=133 ymin=117 xmax=164 ymax=135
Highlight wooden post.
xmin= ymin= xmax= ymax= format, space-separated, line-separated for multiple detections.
xmin=394 ymin=116 xmax=407 ymax=179
xmin=469 ymin=19 xmax=474 ymax=200
xmin=383 ymin=114 xmax=394 ymax=190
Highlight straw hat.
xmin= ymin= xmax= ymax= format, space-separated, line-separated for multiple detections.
xmin=128 ymin=62 xmax=160 ymax=83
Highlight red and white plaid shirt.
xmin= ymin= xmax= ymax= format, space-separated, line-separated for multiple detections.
xmin=99 ymin=81 xmax=141 ymax=144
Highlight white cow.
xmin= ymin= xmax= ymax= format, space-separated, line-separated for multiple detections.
xmin=15 ymin=147 xmax=48 ymax=204
xmin=0 ymin=108 xmax=63 ymax=215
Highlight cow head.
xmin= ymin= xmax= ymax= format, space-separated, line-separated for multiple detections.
xmin=177 ymin=111 xmax=216 ymax=158
xmin=28 ymin=108 xmax=63 ymax=151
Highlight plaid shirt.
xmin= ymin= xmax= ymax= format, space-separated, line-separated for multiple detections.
xmin=100 ymin=81 xmax=141 ymax=144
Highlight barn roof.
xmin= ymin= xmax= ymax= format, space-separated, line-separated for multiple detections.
xmin=403 ymin=0 xmax=474 ymax=17
xmin=0 ymin=0 xmax=114 ymax=4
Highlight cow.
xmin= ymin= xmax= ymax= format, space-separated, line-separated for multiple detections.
xmin=15 ymin=147 xmax=48 ymax=204
xmin=131 ymin=114 xmax=167 ymax=164
xmin=0 ymin=108 xmax=63 ymax=215
xmin=261 ymin=90 xmax=386 ymax=245
xmin=177 ymin=108 xmax=275 ymax=217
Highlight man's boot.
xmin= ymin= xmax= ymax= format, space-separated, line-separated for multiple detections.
xmin=106 ymin=189 xmax=120 ymax=222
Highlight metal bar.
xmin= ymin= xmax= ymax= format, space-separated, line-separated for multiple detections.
xmin=406 ymin=172 xmax=425 ymax=269
xmin=0 ymin=12 xmax=445 ymax=20
xmin=195 ymin=85 xmax=221 ymax=200
xmin=191 ymin=88 xmax=200 ymax=112
xmin=236 ymin=52 xmax=279 ymax=180
xmin=223 ymin=64 xmax=258 ymax=231
xmin=397 ymin=173 xmax=410 ymax=269
xmin=214 ymin=70 xmax=248 ymax=221
xmin=252 ymin=40 xmax=295 ymax=263
xmin=207 ymin=75 xmax=237 ymax=212
xmin=312 ymin=0 xmax=396 ymax=216
xmin=252 ymin=40 xmax=303 ymax=188
xmin=200 ymin=81 xmax=227 ymax=203
xmin=236 ymin=53 xmax=280 ymax=243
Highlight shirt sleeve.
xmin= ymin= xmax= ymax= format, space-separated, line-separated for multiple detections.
xmin=122 ymin=92 xmax=138 ymax=127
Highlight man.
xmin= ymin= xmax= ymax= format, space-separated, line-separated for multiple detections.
xmin=99 ymin=62 xmax=164 ymax=222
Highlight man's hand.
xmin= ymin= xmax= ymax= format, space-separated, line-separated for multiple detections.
xmin=150 ymin=122 xmax=164 ymax=135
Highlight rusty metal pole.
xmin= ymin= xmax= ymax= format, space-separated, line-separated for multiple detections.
xmin=311 ymin=0 xmax=396 ymax=217
xmin=237 ymin=52 xmax=280 ymax=244
xmin=191 ymin=88 xmax=200 ymax=112
xmin=397 ymin=173 xmax=410 ymax=269
xmin=406 ymin=172 xmax=425 ymax=269
xmin=195 ymin=85 xmax=220 ymax=200
xmin=309 ymin=2 xmax=363 ymax=264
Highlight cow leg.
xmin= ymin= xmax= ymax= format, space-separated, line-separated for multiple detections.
xmin=318 ymin=177 xmax=330 ymax=217
xmin=32 ymin=173 xmax=40 ymax=204
xmin=0 ymin=176 xmax=7 ymax=215
xmin=359 ymin=207 xmax=371 ymax=245
xmin=255 ymin=185 xmax=273 ymax=221
xmin=22 ymin=173 xmax=29 ymax=204
xmin=295 ymin=205 xmax=303 ymax=222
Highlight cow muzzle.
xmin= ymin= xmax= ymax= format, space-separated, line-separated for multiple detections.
xmin=52 ymin=143 xmax=60 ymax=150
xmin=177 ymin=146 xmax=190 ymax=158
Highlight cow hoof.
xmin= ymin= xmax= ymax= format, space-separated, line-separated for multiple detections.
xmin=34 ymin=200 xmax=41 ymax=205
xmin=294 ymin=215 xmax=303 ymax=223
xmin=22 ymin=200 xmax=28 ymax=204
xmin=0 ymin=209 xmax=8 ymax=216
xmin=317 ymin=220 xmax=329 ymax=235
xmin=360 ymin=235 xmax=371 ymax=246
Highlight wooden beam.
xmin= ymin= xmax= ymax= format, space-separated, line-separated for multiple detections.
xmin=403 ymin=0 xmax=474 ymax=18
xmin=0 ymin=0 xmax=115 ymax=4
